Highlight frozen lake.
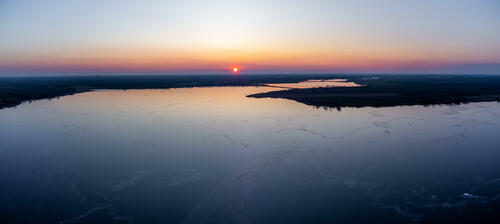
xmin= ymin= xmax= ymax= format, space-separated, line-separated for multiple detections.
xmin=1 ymin=86 xmax=500 ymax=223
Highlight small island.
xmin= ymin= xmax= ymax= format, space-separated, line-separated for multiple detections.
xmin=248 ymin=75 xmax=500 ymax=109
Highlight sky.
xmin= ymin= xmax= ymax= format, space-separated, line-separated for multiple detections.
xmin=1 ymin=0 xmax=499 ymax=75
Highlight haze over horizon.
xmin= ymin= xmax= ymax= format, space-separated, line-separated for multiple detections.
xmin=1 ymin=0 xmax=500 ymax=75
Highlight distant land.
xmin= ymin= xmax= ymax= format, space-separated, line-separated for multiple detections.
xmin=1 ymin=74 xmax=500 ymax=109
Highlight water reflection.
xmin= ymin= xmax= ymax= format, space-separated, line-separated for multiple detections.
xmin=265 ymin=79 xmax=363 ymax=89
xmin=0 ymin=87 xmax=499 ymax=223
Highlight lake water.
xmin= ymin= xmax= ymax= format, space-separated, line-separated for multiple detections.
xmin=265 ymin=79 xmax=363 ymax=89
xmin=1 ymin=87 xmax=500 ymax=223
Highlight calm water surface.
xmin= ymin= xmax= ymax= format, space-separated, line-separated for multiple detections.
xmin=1 ymin=87 xmax=500 ymax=223
xmin=265 ymin=79 xmax=363 ymax=89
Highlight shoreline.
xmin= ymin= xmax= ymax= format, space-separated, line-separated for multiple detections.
xmin=2 ymin=74 xmax=500 ymax=110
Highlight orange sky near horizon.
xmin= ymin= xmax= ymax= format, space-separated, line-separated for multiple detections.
xmin=2 ymin=44 xmax=497 ymax=74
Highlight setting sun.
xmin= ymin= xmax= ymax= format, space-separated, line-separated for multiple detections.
xmin=233 ymin=67 xmax=238 ymax=72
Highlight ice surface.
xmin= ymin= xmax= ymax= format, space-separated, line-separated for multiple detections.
xmin=0 ymin=87 xmax=499 ymax=223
